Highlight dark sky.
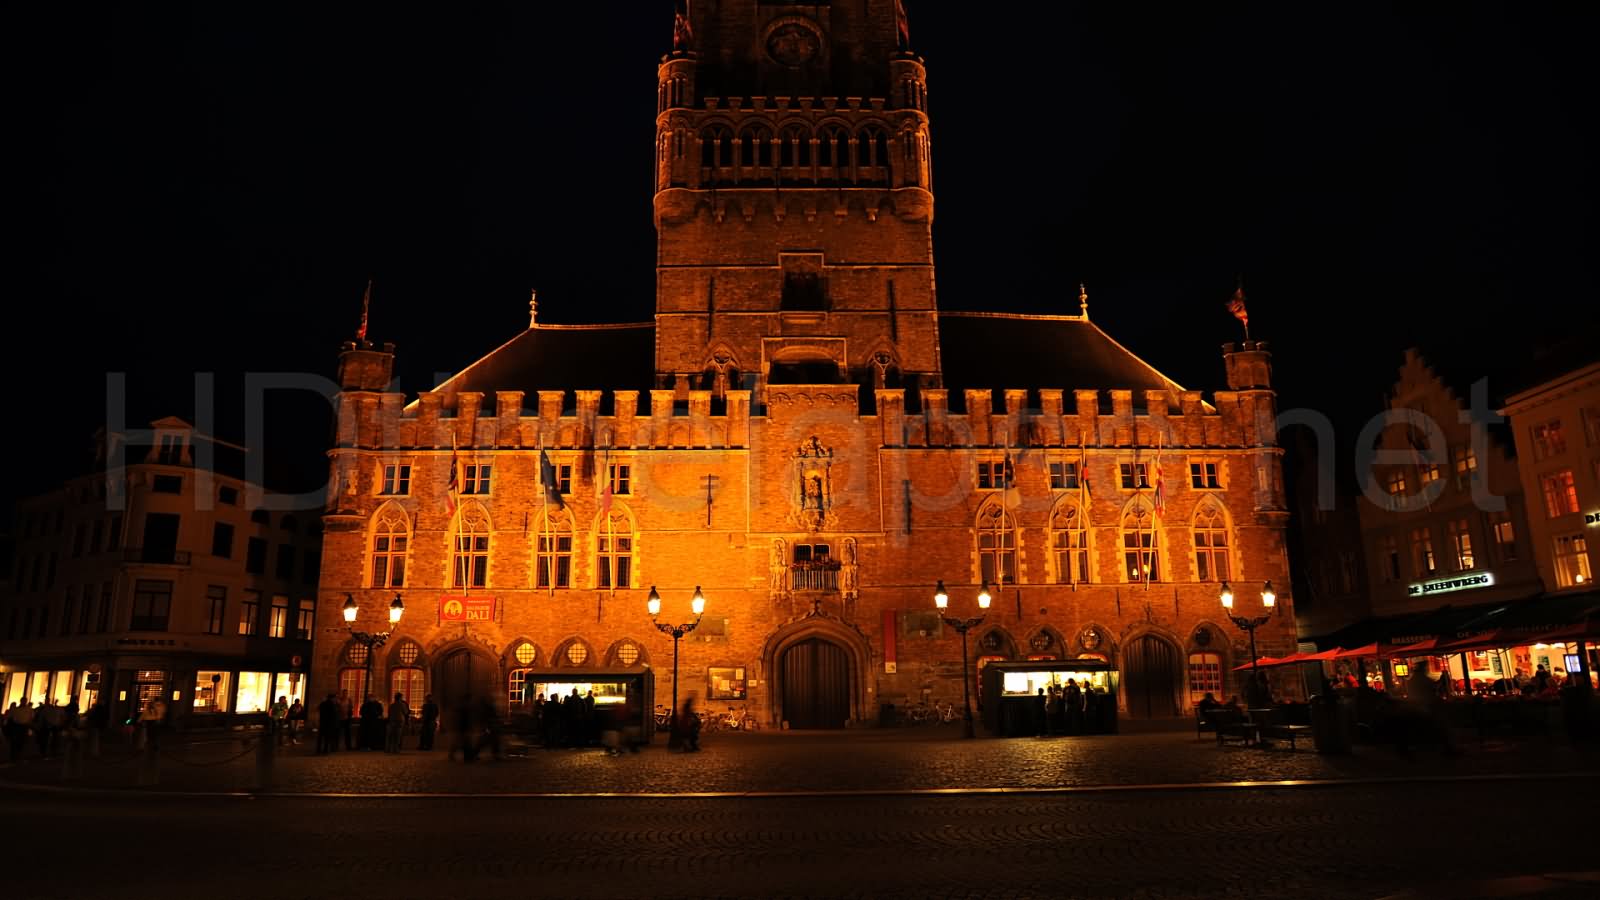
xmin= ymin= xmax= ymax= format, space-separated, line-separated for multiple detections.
xmin=8 ymin=2 xmax=1594 ymax=517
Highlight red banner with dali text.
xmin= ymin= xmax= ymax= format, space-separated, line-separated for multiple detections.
xmin=439 ymin=596 xmax=497 ymax=623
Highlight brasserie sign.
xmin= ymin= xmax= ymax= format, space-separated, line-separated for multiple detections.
xmin=1586 ymin=510 xmax=1599 ymax=527
xmin=1407 ymin=572 xmax=1494 ymax=597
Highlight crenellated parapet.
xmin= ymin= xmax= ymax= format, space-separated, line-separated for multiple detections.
xmin=337 ymin=388 xmax=758 ymax=453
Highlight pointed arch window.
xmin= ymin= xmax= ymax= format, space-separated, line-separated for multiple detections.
xmin=1192 ymin=502 xmax=1232 ymax=582
xmin=1051 ymin=500 xmax=1091 ymax=584
xmin=451 ymin=505 xmax=491 ymax=589
xmin=1122 ymin=501 xmax=1160 ymax=582
xmin=534 ymin=510 xmax=573 ymax=589
xmin=369 ymin=506 xmax=409 ymax=589
xmin=977 ymin=501 xmax=1016 ymax=585
xmin=597 ymin=508 xmax=635 ymax=589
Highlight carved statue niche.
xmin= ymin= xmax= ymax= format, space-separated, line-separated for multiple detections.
xmin=792 ymin=435 xmax=835 ymax=530
xmin=840 ymin=537 xmax=859 ymax=598
xmin=770 ymin=538 xmax=789 ymax=594
xmin=870 ymin=351 xmax=897 ymax=391
xmin=706 ymin=350 xmax=739 ymax=401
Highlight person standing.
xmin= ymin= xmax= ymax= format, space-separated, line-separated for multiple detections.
xmin=287 ymin=698 xmax=306 ymax=746
xmin=5 ymin=701 xmax=32 ymax=762
xmin=360 ymin=694 xmax=384 ymax=751
xmin=316 ymin=693 xmax=340 ymax=755
xmin=385 ymin=692 xmax=410 ymax=753
xmin=419 ymin=694 xmax=439 ymax=751
xmin=340 ymin=691 xmax=356 ymax=751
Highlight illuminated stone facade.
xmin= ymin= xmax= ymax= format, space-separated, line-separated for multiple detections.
xmin=311 ymin=1 xmax=1298 ymax=724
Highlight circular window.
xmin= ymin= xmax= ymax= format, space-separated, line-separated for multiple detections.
xmin=397 ymin=643 xmax=420 ymax=665
xmin=616 ymin=642 xmax=640 ymax=666
xmin=565 ymin=643 xmax=588 ymax=665
xmin=1080 ymin=627 xmax=1102 ymax=651
xmin=1029 ymin=631 xmax=1054 ymax=652
xmin=347 ymin=643 xmax=369 ymax=666
xmin=1193 ymin=628 xmax=1212 ymax=648
xmin=515 ymin=642 xmax=536 ymax=666
xmin=979 ymin=631 xmax=1004 ymax=653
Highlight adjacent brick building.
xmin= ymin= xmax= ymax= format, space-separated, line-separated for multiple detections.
xmin=312 ymin=1 xmax=1299 ymax=727
xmin=1 ymin=418 xmax=323 ymax=728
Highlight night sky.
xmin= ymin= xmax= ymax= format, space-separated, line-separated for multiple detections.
xmin=8 ymin=2 xmax=1594 ymax=517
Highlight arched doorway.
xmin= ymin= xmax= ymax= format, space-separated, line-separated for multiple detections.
xmin=433 ymin=647 xmax=496 ymax=722
xmin=1123 ymin=634 xmax=1181 ymax=718
xmin=779 ymin=637 xmax=851 ymax=729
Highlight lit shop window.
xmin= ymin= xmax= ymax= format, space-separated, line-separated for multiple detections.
xmin=194 ymin=672 xmax=231 ymax=713
xmin=1554 ymin=534 xmax=1591 ymax=589
xmin=235 ymin=672 xmax=272 ymax=714
xmin=1188 ymin=653 xmax=1223 ymax=704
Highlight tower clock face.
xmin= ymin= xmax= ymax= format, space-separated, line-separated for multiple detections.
xmin=766 ymin=20 xmax=821 ymax=67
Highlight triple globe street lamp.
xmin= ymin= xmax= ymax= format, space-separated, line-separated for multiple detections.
xmin=934 ymin=579 xmax=991 ymax=739
xmin=342 ymin=593 xmax=405 ymax=701
xmin=647 ymin=585 xmax=706 ymax=726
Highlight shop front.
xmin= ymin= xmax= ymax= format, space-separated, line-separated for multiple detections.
xmin=979 ymin=660 xmax=1120 ymax=737
xmin=511 ymin=667 xmax=655 ymax=739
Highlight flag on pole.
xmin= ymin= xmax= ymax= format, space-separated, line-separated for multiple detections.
xmin=1152 ymin=434 xmax=1166 ymax=519
xmin=356 ymin=279 xmax=371 ymax=342
xmin=599 ymin=448 xmax=615 ymax=595
xmin=894 ymin=0 xmax=911 ymax=52
xmin=444 ymin=438 xmax=459 ymax=519
xmin=539 ymin=448 xmax=565 ymax=510
xmin=673 ymin=0 xmax=693 ymax=51
xmin=1226 ymin=280 xmax=1250 ymax=340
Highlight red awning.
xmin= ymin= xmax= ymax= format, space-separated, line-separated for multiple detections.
xmin=1386 ymin=638 xmax=1440 ymax=657
xmin=1334 ymin=643 xmax=1379 ymax=659
xmin=1299 ymin=647 xmax=1344 ymax=662
xmin=1233 ymin=656 xmax=1280 ymax=671
xmin=1525 ymin=621 xmax=1600 ymax=645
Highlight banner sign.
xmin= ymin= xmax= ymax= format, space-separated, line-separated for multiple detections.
xmin=439 ymin=596 xmax=497 ymax=622
xmin=1406 ymin=572 xmax=1493 ymax=598
xmin=1585 ymin=511 xmax=1598 ymax=527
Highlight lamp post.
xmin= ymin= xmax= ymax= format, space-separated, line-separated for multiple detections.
xmin=342 ymin=593 xmax=404 ymax=702
xmin=1221 ymin=581 xmax=1276 ymax=679
xmin=647 ymin=585 xmax=706 ymax=724
xmin=934 ymin=579 xmax=991 ymax=739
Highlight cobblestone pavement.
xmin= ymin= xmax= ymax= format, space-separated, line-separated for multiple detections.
xmin=3 ymin=725 xmax=1597 ymax=795
xmin=4 ymin=779 xmax=1598 ymax=899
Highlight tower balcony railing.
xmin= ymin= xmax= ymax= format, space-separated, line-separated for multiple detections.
xmin=790 ymin=559 xmax=841 ymax=592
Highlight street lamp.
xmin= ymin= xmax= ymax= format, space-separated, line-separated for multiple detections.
xmin=934 ymin=579 xmax=991 ymax=739
xmin=343 ymin=593 xmax=404 ymax=702
xmin=1221 ymin=580 xmax=1275 ymax=678
xmin=647 ymin=585 xmax=706 ymax=725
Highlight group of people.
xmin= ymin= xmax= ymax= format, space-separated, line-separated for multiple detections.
xmin=3 ymin=697 xmax=108 ymax=761
xmin=1027 ymin=679 xmax=1112 ymax=736
xmin=525 ymin=688 xmax=646 ymax=754
xmin=304 ymin=691 xmax=441 ymax=755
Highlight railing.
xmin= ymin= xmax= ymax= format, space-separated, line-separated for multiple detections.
xmin=123 ymin=548 xmax=192 ymax=565
xmin=791 ymin=560 xmax=841 ymax=592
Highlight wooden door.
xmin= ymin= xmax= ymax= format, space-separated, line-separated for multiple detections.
xmin=1124 ymin=635 xmax=1180 ymax=718
xmin=780 ymin=638 xmax=850 ymax=729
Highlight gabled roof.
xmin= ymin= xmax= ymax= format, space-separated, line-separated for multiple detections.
xmin=937 ymin=313 xmax=1194 ymax=407
xmin=420 ymin=323 xmax=657 ymax=405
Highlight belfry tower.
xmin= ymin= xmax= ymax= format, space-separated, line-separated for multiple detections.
xmin=652 ymin=0 xmax=936 ymax=398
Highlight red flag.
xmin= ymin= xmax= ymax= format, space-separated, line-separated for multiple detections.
xmin=444 ymin=441 xmax=459 ymax=518
xmin=356 ymin=279 xmax=371 ymax=342
xmin=1152 ymin=449 xmax=1166 ymax=519
xmin=895 ymin=0 xmax=911 ymax=51
xmin=1226 ymin=286 xmax=1248 ymax=328
xmin=673 ymin=0 xmax=693 ymax=51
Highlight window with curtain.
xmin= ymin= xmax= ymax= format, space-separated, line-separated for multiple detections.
xmin=977 ymin=502 xmax=1016 ymax=585
xmin=370 ymin=509 xmax=409 ymax=588
xmin=1051 ymin=502 xmax=1089 ymax=584
xmin=1122 ymin=503 xmax=1159 ymax=582
xmin=1192 ymin=504 xmax=1231 ymax=582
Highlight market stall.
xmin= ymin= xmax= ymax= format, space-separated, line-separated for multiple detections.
xmin=979 ymin=659 xmax=1118 ymax=737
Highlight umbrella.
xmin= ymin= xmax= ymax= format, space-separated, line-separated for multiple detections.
xmin=1334 ymin=643 xmax=1379 ymax=659
xmin=1233 ymin=656 xmax=1279 ymax=671
xmin=1386 ymin=638 xmax=1440 ymax=658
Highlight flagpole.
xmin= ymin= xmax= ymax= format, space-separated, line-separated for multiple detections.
xmin=538 ymin=435 xmax=552 ymax=597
